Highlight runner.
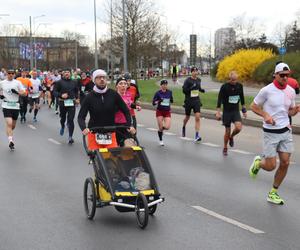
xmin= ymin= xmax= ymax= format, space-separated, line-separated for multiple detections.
xmin=0 ymin=69 xmax=26 ymax=150
xmin=124 ymin=72 xmax=140 ymax=129
xmin=115 ymin=76 xmax=137 ymax=146
xmin=79 ymin=71 xmax=94 ymax=104
xmin=216 ymin=71 xmax=247 ymax=155
xmin=16 ymin=69 xmax=32 ymax=123
xmin=28 ymin=70 xmax=42 ymax=122
xmin=152 ymin=79 xmax=173 ymax=146
xmin=182 ymin=66 xmax=205 ymax=142
xmin=77 ymin=69 xmax=132 ymax=150
xmin=53 ymin=69 xmax=79 ymax=144
xmin=170 ymin=62 xmax=179 ymax=84
xmin=249 ymin=62 xmax=300 ymax=205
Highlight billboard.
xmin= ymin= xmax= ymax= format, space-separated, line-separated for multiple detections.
xmin=190 ymin=34 xmax=197 ymax=66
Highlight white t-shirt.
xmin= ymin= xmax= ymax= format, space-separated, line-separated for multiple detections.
xmin=254 ymin=83 xmax=296 ymax=129
xmin=29 ymin=78 xmax=41 ymax=98
xmin=0 ymin=79 xmax=25 ymax=110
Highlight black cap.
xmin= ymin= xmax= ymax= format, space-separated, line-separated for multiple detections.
xmin=116 ymin=77 xmax=127 ymax=85
xmin=160 ymin=79 xmax=168 ymax=85
xmin=124 ymin=72 xmax=132 ymax=80
xmin=191 ymin=66 xmax=198 ymax=72
xmin=63 ymin=68 xmax=71 ymax=72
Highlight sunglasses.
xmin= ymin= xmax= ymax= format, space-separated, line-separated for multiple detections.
xmin=278 ymin=73 xmax=289 ymax=78
xmin=7 ymin=72 xmax=15 ymax=75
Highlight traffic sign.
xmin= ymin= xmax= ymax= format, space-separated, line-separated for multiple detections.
xmin=279 ymin=47 xmax=286 ymax=55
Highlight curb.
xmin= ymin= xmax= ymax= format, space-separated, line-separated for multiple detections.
xmin=141 ymin=102 xmax=300 ymax=135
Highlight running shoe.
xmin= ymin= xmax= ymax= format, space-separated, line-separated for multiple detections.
xmin=60 ymin=127 xmax=64 ymax=136
xmin=229 ymin=137 xmax=234 ymax=147
xmin=9 ymin=141 xmax=15 ymax=150
xmin=182 ymin=126 xmax=186 ymax=137
xmin=249 ymin=156 xmax=261 ymax=179
xmin=159 ymin=140 xmax=164 ymax=146
xmin=267 ymin=191 xmax=284 ymax=205
xmin=68 ymin=137 xmax=74 ymax=144
xmin=194 ymin=136 xmax=202 ymax=143
xmin=33 ymin=117 xmax=37 ymax=122
xmin=223 ymin=148 xmax=228 ymax=156
xmin=55 ymin=110 xmax=59 ymax=115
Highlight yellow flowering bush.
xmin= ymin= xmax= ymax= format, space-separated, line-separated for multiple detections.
xmin=216 ymin=49 xmax=275 ymax=82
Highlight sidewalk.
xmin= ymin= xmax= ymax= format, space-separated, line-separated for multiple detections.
xmin=142 ymin=102 xmax=300 ymax=135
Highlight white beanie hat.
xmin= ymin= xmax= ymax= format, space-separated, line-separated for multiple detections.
xmin=92 ymin=69 xmax=107 ymax=82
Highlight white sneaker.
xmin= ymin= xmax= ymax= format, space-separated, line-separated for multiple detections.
xmin=159 ymin=140 xmax=164 ymax=146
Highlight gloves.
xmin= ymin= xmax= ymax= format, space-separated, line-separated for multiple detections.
xmin=0 ymin=95 xmax=4 ymax=99
xmin=200 ymin=88 xmax=205 ymax=93
xmin=11 ymin=89 xmax=19 ymax=95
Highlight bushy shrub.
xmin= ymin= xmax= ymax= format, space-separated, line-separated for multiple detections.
xmin=216 ymin=49 xmax=274 ymax=82
xmin=253 ymin=52 xmax=300 ymax=84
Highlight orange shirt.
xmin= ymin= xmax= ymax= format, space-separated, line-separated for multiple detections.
xmin=127 ymin=86 xmax=138 ymax=116
xmin=17 ymin=77 xmax=32 ymax=95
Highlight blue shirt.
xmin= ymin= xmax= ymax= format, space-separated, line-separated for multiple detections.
xmin=152 ymin=89 xmax=173 ymax=111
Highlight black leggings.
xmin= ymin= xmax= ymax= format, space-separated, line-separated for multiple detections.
xmin=59 ymin=103 xmax=76 ymax=137
xmin=19 ymin=96 xmax=29 ymax=118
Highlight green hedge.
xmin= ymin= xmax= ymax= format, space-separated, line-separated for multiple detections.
xmin=252 ymin=52 xmax=300 ymax=84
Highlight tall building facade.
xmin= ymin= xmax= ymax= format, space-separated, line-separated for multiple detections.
xmin=214 ymin=28 xmax=236 ymax=61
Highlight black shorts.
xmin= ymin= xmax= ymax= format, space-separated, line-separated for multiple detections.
xmin=29 ymin=97 xmax=40 ymax=106
xmin=116 ymin=127 xmax=132 ymax=146
xmin=222 ymin=111 xmax=242 ymax=127
xmin=3 ymin=108 xmax=19 ymax=120
xmin=184 ymin=100 xmax=201 ymax=116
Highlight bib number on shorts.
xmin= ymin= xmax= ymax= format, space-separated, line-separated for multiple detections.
xmin=190 ymin=90 xmax=199 ymax=97
xmin=161 ymin=98 xmax=170 ymax=106
xmin=95 ymin=133 xmax=112 ymax=145
xmin=64 ymin=99 xmax=74 ymax=107
xmin=32 ymin=93 xmax=40 ymax=99
xmin=228 ymin=95 xmax=240 ymax=104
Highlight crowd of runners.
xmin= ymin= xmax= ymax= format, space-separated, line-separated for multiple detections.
xmin=0 ymin=62 xmax=300 ymax=205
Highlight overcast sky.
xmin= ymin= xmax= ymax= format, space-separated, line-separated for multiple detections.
xmin=1 ymin=0 xmax=300 ymax=49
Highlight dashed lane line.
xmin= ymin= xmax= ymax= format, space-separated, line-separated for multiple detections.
xmin=27 ymin=124 xmax=37 ymax=130
xmin=230 ymin=149 xmax=253 ymax=155
xmin=47 ymin=138 xmax=61 ymax=145
xmin=192 ymin=205 xmax=265 ymax=234
xmin=146 ymin=127 xmax=158 ymax=131
xmin=202 ymin=142 xmax=220 ymax=147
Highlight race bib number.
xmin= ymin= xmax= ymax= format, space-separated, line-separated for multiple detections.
xmin=95 ymin=133 xmax=112 ymax=145
xmin=161 ymin=98 xmax=170 ymax=106
xmin=191 ymin=90 xmax=199 ymax=97
xmin=7 ymin=101 xmax=17 ymax=108
xmin=64 ymin=99 xmax=74 ymax=107
xmin=32 ymin=93 xmax=40 ymax=99
xmin=81 ymin=86 xmax=85 ymax=92
xmin=229 ymin=95 xmax=240 ymax=104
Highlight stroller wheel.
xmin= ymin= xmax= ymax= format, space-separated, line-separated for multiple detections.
xmin=149 ymin=204 xmax=157 ymax=215
xmin=84 ymin=177 xmax=96 ymax=220
xmin=135 ymin=193 xmax=149 ymax=229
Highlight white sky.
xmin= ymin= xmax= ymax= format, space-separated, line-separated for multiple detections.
xmin=1 ymin=0 xmax=300 ymax=50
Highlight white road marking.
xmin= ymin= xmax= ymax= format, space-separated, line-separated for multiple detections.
xmin=179 ymin=137 xmax=194 ymax=141
xmin=137 ymin=124 xmax=145 ymax=127
xmin=230 ymin=149 xmax=253 ymax=155
xmin=192 ymin=205 xmax=264 ymax=234
xmin=146 ymin=127 xmax=158 ymax=131
xmin=27 ymin=124 xmax=37 ymax=130
xmin=48 ymin=138 xmax=61 ymax=145
xmin=164 ymin=132 xmax=176 ymax=136
xmin=202 ymin=142 xmax=220 ymax=147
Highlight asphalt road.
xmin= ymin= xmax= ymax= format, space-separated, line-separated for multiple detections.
xmin=0 ymin=107 xmax=300 ymax=250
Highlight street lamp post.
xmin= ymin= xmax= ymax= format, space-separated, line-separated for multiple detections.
xmin=93 ymin=0 xmax=98 ymax=69
xmin=122 ymin=0 xmax=128 ymax=73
